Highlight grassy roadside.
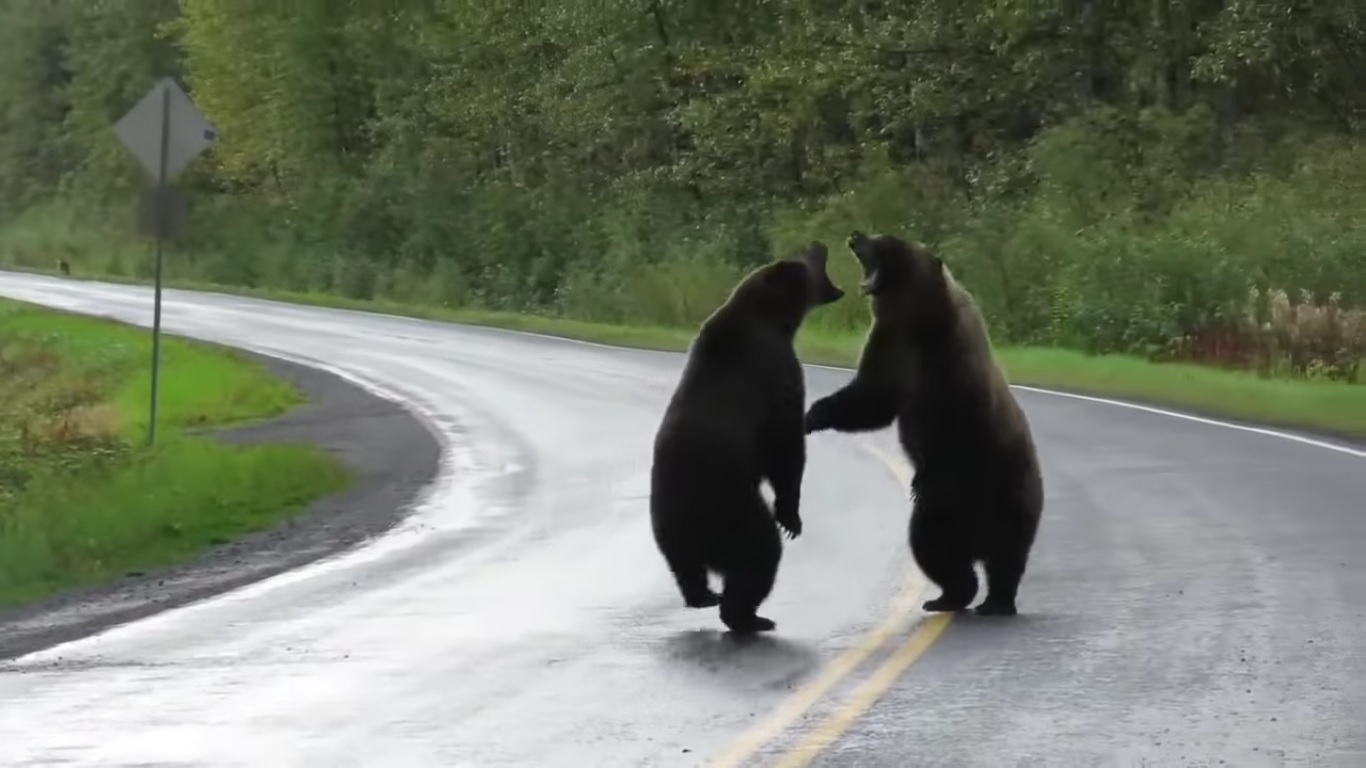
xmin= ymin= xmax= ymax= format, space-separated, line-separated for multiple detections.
xmin=6 ymin=264 xmax=1366 ymax=441
xmin=0 ymin=297 xmax=351 ymax=608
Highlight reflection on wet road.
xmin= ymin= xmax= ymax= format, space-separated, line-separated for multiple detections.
xmin=1 ymin=272 xmax=1363 ymax=766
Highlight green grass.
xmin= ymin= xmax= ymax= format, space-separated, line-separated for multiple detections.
xmin=993 ymin=346 xmax=1366 ymax=437
xmin=6 ymin=262 xmax=1366 ymax=441
xmin=0 ymin=297 xmax=351 ymax=607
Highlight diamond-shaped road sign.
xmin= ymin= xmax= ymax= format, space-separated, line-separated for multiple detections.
xmin=113 ymin=77 xmax=218 ymax=183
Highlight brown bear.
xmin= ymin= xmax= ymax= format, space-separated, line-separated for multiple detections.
xmin=804 ymin=232 xmax=1044 ymax=616
xmin=650 ymin=242 xmax=845 ymax=634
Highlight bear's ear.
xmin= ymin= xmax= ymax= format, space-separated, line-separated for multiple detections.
xmin=797 ymin=241 xmax=828 ymax=271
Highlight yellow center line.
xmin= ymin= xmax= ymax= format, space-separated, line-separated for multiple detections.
xmin=763 ymin=439 xmax=954 ymax=767
xmin=705 ymin=438 xmax=939 ymax=768
xmin=767 ymin=612 xmax=954 ymax=768
xmin=857 ymin=440 xmax=911 ymax=491
xmin=705 ymin=569 xmax=926 ymax=768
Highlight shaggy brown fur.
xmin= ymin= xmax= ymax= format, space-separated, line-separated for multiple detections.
xmin=805 ymin=232 xmax=1044 ymax=616
xmin=651 ymin=242 xmax=844 ymax=633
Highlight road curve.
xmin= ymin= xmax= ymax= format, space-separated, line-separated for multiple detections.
xmin=2 ymin=272 xmax=1364 ymax=767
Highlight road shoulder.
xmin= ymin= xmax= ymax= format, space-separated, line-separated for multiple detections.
xmin=0 ymin=350 xmax=442 ymax=661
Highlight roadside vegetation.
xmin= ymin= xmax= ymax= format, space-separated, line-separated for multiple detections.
xmin=1 ymin=2 xmax=1364 ymax=437
xmin=0 ymin=298 xmax=350 ymax=607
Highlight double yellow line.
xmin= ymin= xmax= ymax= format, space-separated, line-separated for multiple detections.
xmin=706 ymin=442 xmax=955 ymax=768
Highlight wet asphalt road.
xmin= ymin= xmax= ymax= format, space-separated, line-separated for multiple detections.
xmin=1 ymin=272 xmax=1365 ymax=767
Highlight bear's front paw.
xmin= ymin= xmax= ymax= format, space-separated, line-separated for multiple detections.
xmin=775 ymin=509 xmax=803 ymax=539
xmin=803 ymin=402 xmax=831 ymax=434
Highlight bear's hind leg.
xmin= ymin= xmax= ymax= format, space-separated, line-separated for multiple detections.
xmin=976 ymin=533 xmax=1033 ymax=616
xmin=918 ymin=557 xmax=977 ymax=613
xmin=677 ymin=568 xmax=721 ymax=609
xmin=653 ymin=517 xmax=721 ymax=608
xmin=909 ymin=495 xmax=978 ymax=613
xmin=663 ymin=548 xmax=720 ymax=608
xmin=975 ymin=553 xmax=1024 ymax=616
xmin=717 ymin=503 xmax=782 ymax=634
xmin=975 ymin=488 xmax=1041 ymax=616
xmin=720 ymin=573 xmax=777 ymax=633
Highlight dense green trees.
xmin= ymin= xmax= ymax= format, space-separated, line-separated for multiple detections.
xmin=1 ymin=0 xmax=1363 ymax=378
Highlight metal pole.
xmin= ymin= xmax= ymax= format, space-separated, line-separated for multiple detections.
xmin=148 ymin=82 xmax=171 ymax=446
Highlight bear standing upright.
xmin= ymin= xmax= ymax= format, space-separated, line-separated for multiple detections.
xmin=804 ymin=232 xmax=1044 ymax=616
xmin=650 ymin=242 xmax=844 ymax=634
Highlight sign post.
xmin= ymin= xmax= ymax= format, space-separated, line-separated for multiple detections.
xmin=112 ymin=77 xmax=217 ymax=446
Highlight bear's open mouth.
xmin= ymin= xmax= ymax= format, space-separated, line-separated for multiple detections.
xmin=847 ymin=232 xmax=876 ymax=265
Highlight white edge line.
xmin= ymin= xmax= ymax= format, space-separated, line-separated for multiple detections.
xmin=807 ymin=363 xmax=1366 ymax=460
xmin=304 ymin=292 xmax=1364 ymax=463
xmin=428 ymin=316 xmax=1366 ymax=462
xmin=8 ymin=271 xmax=1364 ymax=461
xmin=199 ymin=288 xmax=1366 ymax=463
xmin=1005 ymin=383 xmax=1366 ymax=459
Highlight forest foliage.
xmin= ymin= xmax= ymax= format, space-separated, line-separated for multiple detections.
xmin=1 ymin=0 xmax=1364 ymax=381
